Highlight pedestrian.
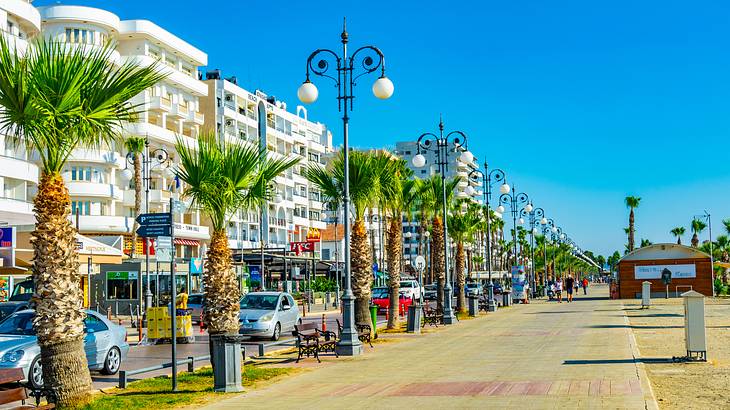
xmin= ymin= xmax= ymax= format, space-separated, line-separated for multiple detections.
xmin=555 ymin=277 xmax=563 ymax=303
xmin=176 ymin=286 xmax=189 ymax=316
xmin=582 ymin=277 xmax=588 ymax=295
xmin=565 ymin=275 xmax=574 ymax=303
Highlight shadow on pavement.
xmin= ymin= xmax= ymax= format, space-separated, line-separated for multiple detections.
xmin=526 ymin=311 xmax=585 ymax=314
xmin=563 ymin=358 xmax=673 ymax=365
xmin=586 ymin=324 xmax=684 ymax=329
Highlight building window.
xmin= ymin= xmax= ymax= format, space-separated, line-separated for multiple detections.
xmin=71 ymin=166 xmax=105 ymax=183
xmin=106 ymin=271 xmax=138 ymax=300
xmin=322 ymin=249 xmax=331 ymax=260
xmin=309 ymin=211 xmax=320 ymax=221
xmin=65 ymin=28 xmax=96 ymax=45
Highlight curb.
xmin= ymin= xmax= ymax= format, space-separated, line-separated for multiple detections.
xmin=621 ymin=301 xmax=660 ymax=410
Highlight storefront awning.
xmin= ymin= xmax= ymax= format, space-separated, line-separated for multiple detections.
xmin=174 ymin=238 xmax=199 ymax=246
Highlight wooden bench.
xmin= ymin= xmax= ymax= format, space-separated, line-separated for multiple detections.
xmin=293 ymin=322 xmax=338 ymax=363
xmin=422 ymin=304 xmax=442 ymax=327
xmin=0 ymin=368 xmax=54 ymax=409
xmin=336 ymin=320 xmax=374 ymax=348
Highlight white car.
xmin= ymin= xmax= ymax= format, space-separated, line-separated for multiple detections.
xmin=399 ymin=280 xmax=423 ymax=300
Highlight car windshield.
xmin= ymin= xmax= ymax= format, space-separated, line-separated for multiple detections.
xmin=240 ymin=294 xmax=279 ymax=310
xmin=188 ymin=295 xmax=203 ymax=305
xmin=0 ymin=311 xmax=35 ymax=336
xmin=399 ymin=281 xmax=413 ymax=288
xmin=0 ymin=305 xmax=20 ymax=322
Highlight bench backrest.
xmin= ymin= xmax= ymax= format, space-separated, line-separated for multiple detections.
xmin=0 ymin=387 xmax=28 ymax=405
xmin=295 ymin=322 xmax=317 ymax=333
xmin=0 ymin=368 xmax=24 ymax=385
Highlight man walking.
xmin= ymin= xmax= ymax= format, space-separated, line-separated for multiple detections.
xmin=555 ymin=277 xmax=563 ymax=303
xmin=582 ymin=277 xmax=588 ymax=295
xmin=565 ymin=275 xmax=575 ymax=303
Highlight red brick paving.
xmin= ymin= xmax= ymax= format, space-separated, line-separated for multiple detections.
xmin=375 ymin=379 xmax=642 ymax=397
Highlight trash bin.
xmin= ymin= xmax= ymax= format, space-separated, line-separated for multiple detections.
xmin=325 ymin=292 xmax=332 ymax=310
xmin=468 ymin=295 xmax=479 ymax=317
xmin=211 ymin=334 xmax=246 ymax=392
xmin=369 ymin=305 xmax=378 ymax=338
xmin=406 ymin=304 xmax=422 ymax=333
xmin=486 ymin=285 xmax=496 ymax=312
xmin=502 ymin=292 xmax=512 ymax=307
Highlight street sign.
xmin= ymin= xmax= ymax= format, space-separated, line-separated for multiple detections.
xmin=156 ymin=236 xmax=173 ymax=262
xmin=661 ymin=268 xmax=672 ymax=285
xmin=415 ymin=255 xmax=426 ymax=271
xmin=136 ymin=224 xmax=171 ymax=237
xmin=136 ymin=213 xmax=172 ymax=226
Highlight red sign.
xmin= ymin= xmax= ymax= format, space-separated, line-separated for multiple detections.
xmin=290 ymin=241 xmax=315 ymax=256
xmin=306 ymin=228 xmax=321 ymax=243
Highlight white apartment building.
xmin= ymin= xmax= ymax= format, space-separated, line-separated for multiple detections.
xmin=37 ymin=5 xmax=210 ymax=258
xmin=0 ymin=1 xmax=41 ymax=228
xmin=199 ymin=72 xmax=333 ymax=252
xmin=394 ymin=141 xmax=482 ymax=266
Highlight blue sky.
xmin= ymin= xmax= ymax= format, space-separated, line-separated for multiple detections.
xmin=39 ymin=0 xmax=730 ymax=257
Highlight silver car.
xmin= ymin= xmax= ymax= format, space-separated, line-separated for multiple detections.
xmin=239 ymin=292 xmax=301 ymax=341
xmin=0 ymin=309 xmax=129 ymax=389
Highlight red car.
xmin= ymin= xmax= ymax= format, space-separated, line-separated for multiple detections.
xmin=371 ymin=288 xmax=414 ymax=315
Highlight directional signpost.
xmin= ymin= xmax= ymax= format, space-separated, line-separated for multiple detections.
xmin=156 ymin=236 xmax=173 ymax=263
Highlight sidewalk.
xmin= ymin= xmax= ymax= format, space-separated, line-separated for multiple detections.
xmin=200 ymin=285 xmax=658 ymax=409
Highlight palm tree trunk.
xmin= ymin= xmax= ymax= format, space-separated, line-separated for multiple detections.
xmin=351 ymin=218 xmax=373 ymax=326
xmin=386 ymin=216 xmax=402 ymax=329
xmin=456 ymin=241 xmax=466 ymax=313
xmin=32 ymin=172 xmax=92 ymax=407
xmin=628 ymin=209 xmax=635 ymax=251
xmin=130 ymin=153 xmax=142 ymax=258
xmin=432 ymin=216 xmax=445 ymax=313
xmin=691 ymin=233 xmax=699 ymax=248
xmin=204 ymin=229 xmax=240 ymax=335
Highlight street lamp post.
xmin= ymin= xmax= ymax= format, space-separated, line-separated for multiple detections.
xmin=498 ymin=186 xmax=529 ymax=270
xmin=121 ymin=139 xmax=173 ymax=312
xmin=297 ymin=20 xmax=394 ymax=355
xmin=411 ymin=118 xmax=469 ymax=325
xmin=521 ymin=205 xmax=545 ymax=296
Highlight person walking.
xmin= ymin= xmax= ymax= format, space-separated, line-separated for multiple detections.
xmin=565 ymin=275 xmax=575 ymax=303
xmin=555 ymin=277 xmax=563 ymax=303
xmin=582 ymin=277 xmax=588 ymax=295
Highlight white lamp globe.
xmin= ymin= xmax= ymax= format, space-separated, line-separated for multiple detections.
xmin=524 ymin=203 xmax=533 ymax=213
xmin=540 ymin=217 xmax=548 ymax=225
xmin=561 ymin=233 xmax=566 ymax=239
xmin=496 ymin=205 xmax=505 ymax=214
xmin=372 ymin=76 xmax=394 ymax=99
xmin=551 ymin=227 xmax=558 ymax=233
xmin=465 ymin=186 xmax=476 ymax=196
xmin=459 ymin=150 xmax=473 ymax=164
xmin=120 ymin=168 xmax=133 ymax=182
xmin=297 ymin=81 xmax=319 ymax=104
xmin=533 ymin=228 xmax=538 ymax=234
xmin=404 ymin=232 xmax=412 ymax=238
xmin=494 ymin=212 xmax=503 ymax=219
xmin=274 ymin=193 xmax=283 ymax=203
xmin=424 ymin=230 xmax=431 ymax=238
xmin=412 ymin=154 xmax=426 ymax=168
xmin=499 ymin=183 xmax=511 ymax=194
xmin=518 ymin=217 xmax=524 ymax=225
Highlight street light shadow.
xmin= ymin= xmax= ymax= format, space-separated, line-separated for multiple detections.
xmin=586 ymin=324 xmax=684 ymax=329
xmin=563 ymin=358 xmax=673 ymax=365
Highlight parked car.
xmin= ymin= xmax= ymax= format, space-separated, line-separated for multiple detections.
xmin=239 ymin=292 xmax=301 ymax=341
xmin=9 ymin=279 xmax=33 ymax=302
xmin=0 ymin=302 xmax=29 ymax=323
xmin=398 ymin=280 xmax=423 ymax=300
xmin=371 ymin=288 xmax=414 ymax=314
xmin=0 ymin=309 xmax=128 ymax=389
xmin=464 ymin=283 xmax=482 ymax=296
xmin=424 ymin=284 xmax=438 ymax=301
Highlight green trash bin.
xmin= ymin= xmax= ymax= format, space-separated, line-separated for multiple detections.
xmin=369 ymin=305 xmax=378 ymax=339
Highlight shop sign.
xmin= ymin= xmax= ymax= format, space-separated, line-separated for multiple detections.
xmin=0 ymin=227 xmax=16 ymax=248
xmin=290 ymin=241 xmax=315 ymax=255
xmin=511 ymin=265 xmax=527 ymax=300
xmin=106 ymin=271 xmax=139 ymax=280
xmin=189 ymin=257 xmax=203 ymax=274
xmin=634 ymin=264 xmax=696 ymax=280
xmin=306 ymin=228 xmax=321 ymax=242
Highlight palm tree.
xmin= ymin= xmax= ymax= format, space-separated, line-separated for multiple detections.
xmin=640 ymin=239 xmax=652 ymax=248
xmin=176 ymin=133 xmax=297 ymax=343
xmin=418 ymin=175 xmax=460 ymax=313
xmin=448 ymin=200 xmax=481 ymax=312
xmin=306 ymin=150 xmax=379 ymax=324
xmin=690 ymin=218 xmax=707 ymax=248
xmin=124 ymin=136 xmax=146 ymax=258
xmin=0 ymin=38 xmax=164 ymax=406
xmin=625 ymin=196 xmax=641 ymax=251
xmin=723 ymin=219 xmax=730 ymax=236
xmin=671 ymin=227 xmax=685 ymax=245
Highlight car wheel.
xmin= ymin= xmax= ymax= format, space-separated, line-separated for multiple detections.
xmin=101 ymin=347 xmax=121 ymax=375
xmin=271 ymin=322 xmax=281 ymax=341
xmin=29 ymin=356 xmax=43 ymax=389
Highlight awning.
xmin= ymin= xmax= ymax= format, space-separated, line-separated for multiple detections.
xmin=174 ymin=238 xmax=199 ymax=246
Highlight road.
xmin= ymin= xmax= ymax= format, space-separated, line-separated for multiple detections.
xmin=201 ymin=284 xmax=658 ymax=409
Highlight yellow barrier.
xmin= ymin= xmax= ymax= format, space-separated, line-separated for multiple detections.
xmin=146 ymin=307 xmax=193 ymax=339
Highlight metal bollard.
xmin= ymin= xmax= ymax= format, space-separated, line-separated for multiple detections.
xmin=187 ymin=356 xmax=195 ymax=373
xmin=119 ymin=370 xmax=127 ymax=389
xmin=107 ymin=306 xmax=112 ymax=320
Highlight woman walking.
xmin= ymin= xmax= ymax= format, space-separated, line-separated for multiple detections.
xmin=555 ymin=277 xmax=563 ymax=303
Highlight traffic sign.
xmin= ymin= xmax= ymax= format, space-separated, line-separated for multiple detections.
xmin=136 ymin=224 xmax=171 ymax=237
xmin=136 ymin=213 xmax=172 ymax=226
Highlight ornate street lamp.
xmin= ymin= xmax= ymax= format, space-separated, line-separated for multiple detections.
xmin=411 ymin=118 xmax=468 ymax=325
xmin=498 ymin=185 xmax=529 ymax=269
xmin=520 ymin=204 xmax=545 ymax=296
xmin=297 ymin=20 xmax=393 ymax=356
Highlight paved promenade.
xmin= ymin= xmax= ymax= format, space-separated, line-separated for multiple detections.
xmin=203 ymin=285 xmax=658 ymax=409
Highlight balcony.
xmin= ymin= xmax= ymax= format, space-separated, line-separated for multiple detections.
xmin=67 ymin=181 xmax=123 ymax=201
xmin=122 ymin=189 xmax=171 ymax=207
xmin=125 ymin=55 xmax=208 ymax=96
xmin=0 ymin=196 xmax=34 ymax=226
xmin=184 ymin=110 xmax=204 ymax=125
xmin=148 ymin=96 xmax=172 ymax=112
xmin=70 ymin=215 xmax=135 ymax=234
xmin=173 ymin=222 xmax=210 ymax=240
xmin=0 ymin=155 xmax=38 ymax=184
